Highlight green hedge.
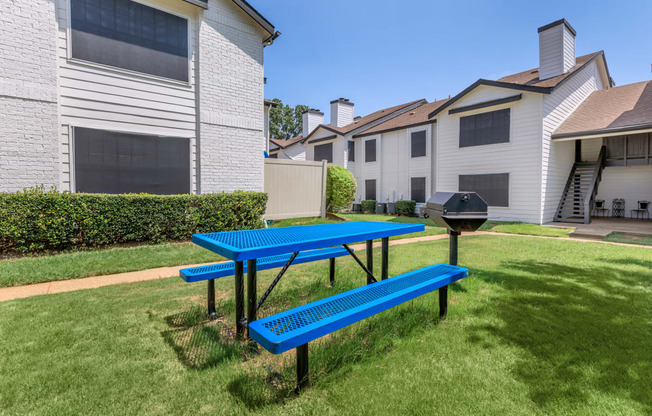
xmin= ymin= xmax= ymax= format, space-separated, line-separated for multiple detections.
xmin=0 ymin=187 xmax=267 ymax=253
xmin=396 ymin=200 xmax=416 ymax=216
xmin=326 ymin=165 xmax=357 ymax=213
xmin=361 ymin=200 xmax=376 ymax=213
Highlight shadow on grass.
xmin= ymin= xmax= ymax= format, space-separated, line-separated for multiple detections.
xmin=468 ymin=260 xmax=652 ymax=412
xmin=226 ymin=281 xmax=447 ymax=410
xmin=599 ymin=257 xmax=652 ymax=270
xmin=162 ymin=304 xmax=244 ymax=370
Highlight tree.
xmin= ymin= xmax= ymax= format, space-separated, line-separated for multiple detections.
xmin=269 ymin=98 xmax=310 ymax=140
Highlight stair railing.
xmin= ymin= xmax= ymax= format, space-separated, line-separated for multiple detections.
xmin=583 ymin=145 xmax=607 ymax=224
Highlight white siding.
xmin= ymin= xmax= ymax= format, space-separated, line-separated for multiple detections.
xmin=277 ymin=144 xmax=306 ymax=160
xmin=538 ymin=23 xmax=575 ymax=80
xmin=541 ymin=60 xmax=604 ymax=222
xmin=596 ymin=165 xmax=652 ymax=216
xmin=581 ymin=138 xmax=603 ymax=161
xmin=436 ymin=86 xmax=544 ymax=222
xmin=55 ymin=0 xmax=198 ymax=192
xmin=330 ymin=102 xmax=354 ymax=127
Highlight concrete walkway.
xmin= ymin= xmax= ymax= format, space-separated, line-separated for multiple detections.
xmin=0 ymin=231 xmax=648 ymax=303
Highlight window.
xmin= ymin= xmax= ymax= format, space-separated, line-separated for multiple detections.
xmin=459 ymin=173 xmax=509 ymax=207
xmin=365 ymin=179 xmax=377 ymax=201
xmin=411 ymin=131 xmax=427 ymax=158
xmin=605 ymin=134 xmax=651 ymax=166
xmin=269 ymin=153 xmax=278 ymax=159
xmin=314 ymin=143 xmax=333 ymax=163
xmin=411 ymin=177 xmax=426 ymax=203
xmin=365 ymin=139 xmax=376 ymax=162
xmin=74 ymin=127 xmax=190 ymax=194
xmin=348 ymin=141 xmax=355 ymax=162
xmin=459 ymin=109 xmax=510 ymax=148
xmin=71 ymin=0 xmax=189 ymax=82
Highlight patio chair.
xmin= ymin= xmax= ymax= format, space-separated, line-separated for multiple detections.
xmin=612 ymin=199 xmax=625 ymax=218
xmin=594 ymin=199 xmax=609 ymax=217
xmin=631 ymin=201 xmax=650 ymax=220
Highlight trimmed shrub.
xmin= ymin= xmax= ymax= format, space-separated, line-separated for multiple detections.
xmin=396 ymin=200 xmax=417 ymax=216
xmin=0 ymin=187 xmax=267 ymax=253
xmin=326 ymin=165 xmax=357 ymax=213
xmin=361 ymin=200 xmax=376 ymax=213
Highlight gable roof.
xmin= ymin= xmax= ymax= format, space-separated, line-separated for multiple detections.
xmin=230 ymin=0 xmax=277 ymax=38
xmin=428 ymin=51 xmax=609 ymax=119
xmin=553 ymin=80 xmax=652 ymax=139
xmin=354 ymin=98 xmax=452 ymax=138
xmin=302 ymin=99 xmax=426 ymax=142
xmin=269 ymin=136 xmax=304 ymax=150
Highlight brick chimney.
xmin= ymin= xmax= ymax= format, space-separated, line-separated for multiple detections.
xmin=538 ymin=19 xmax=576 ymax=80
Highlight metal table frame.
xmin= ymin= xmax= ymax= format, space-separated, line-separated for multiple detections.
xmin=192 ymin=222 xmax=424 ymax=338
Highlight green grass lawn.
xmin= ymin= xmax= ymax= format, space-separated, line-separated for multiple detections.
xmin=479 ymin=220 xmax=573 ymax=238
xmin=604 ymin=232 xmax=652 ymax=247
xmin=0 ymin=235 xmax=650 ymax=415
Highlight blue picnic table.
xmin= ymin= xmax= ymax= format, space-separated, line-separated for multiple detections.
xmin=185 ymin=220 xmax=470 ymax=391
xmin=190 ymin=221 xmax=425 ymax=337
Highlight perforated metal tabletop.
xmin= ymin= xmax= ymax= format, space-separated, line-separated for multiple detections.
xmin=192 ymin=221 xmax=425 ymax=261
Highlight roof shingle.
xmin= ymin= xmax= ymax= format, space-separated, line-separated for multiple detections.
xmin=553 ymin=80 xmax=652 ymax=138
xmin=354 ymin=99 xmax=452 ymax=137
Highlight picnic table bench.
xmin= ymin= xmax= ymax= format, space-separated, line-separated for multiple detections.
xmin=182 ymin=221 xmax=471 ymax=391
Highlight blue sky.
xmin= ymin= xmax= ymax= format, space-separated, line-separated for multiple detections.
xmin=254 ymin=0 xmax=651 ymax=120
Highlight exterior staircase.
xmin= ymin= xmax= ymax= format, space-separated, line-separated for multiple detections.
xmin=554 ymin=146 xmax=607 ymax=224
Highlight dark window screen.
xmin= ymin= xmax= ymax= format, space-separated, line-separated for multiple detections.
xmin=411 ymin=131 xmax=427 ymax=157
xmin=411 ymin=177 xmax=426 ymax=203
xmin=71 ymin=0 xmax=189 ymax=81
xmin=365 ymin=139 xmax=376 ymax=162
xmin=74 ymin=127 xmax=190 ymax=194
xmin=348 ymin=141 xmax=355 ymax=162
xmin=269 ymin=153 xmax=278 ymax=159
xmin=459 ymin=173 xmax=509 ymax=207
xmin=314 ymin=143 xmax=333 ymax=163
xmin=365 ymin=179 xmax=376 ymax=201
xmin=459 ymin=109 xmax=510 ymax=147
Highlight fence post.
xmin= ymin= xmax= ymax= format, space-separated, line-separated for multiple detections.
xmin=320 ymin=159 xmax=328 ymax=219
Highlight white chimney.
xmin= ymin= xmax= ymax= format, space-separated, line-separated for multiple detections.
xmin=538 ymin=19 xmax=576 ymax=80
xmin=302 ymin=109 xmax=324 ymax=137
xmin=330 ymin=98 xmax=354 ymax=127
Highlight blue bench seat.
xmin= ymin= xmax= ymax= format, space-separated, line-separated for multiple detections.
xmin=179 ymin=247 xmax=351 ymax=283
xmin=249 ymin=263 xmax=468 ymax=354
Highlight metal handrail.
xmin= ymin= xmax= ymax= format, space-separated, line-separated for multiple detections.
xmin=583 ymin=145 xmax=607 ymax=224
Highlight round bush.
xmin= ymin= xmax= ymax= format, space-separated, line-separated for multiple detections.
xmin=326 ymin=165 xmax=357 ymax=212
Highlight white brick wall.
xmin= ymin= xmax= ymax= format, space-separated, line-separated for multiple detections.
xmin=198 ymin=0 xmax=266 ymax=193
xmin=0 ymin=0 xmax=59 ymax=192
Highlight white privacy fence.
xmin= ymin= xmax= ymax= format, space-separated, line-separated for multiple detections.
xmin=264 ymin=159 xmax=327 ymax=220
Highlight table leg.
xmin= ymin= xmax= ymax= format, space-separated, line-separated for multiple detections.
xmin=207 ymin=279 xmax=217 ymax=320
xmin=329 ymin=257 xmax=335 ymax=286
xmin=247 ymin=259 xmax=257 ymax=338
xmin=381 ymin=237 xmax=389 ymax=280
xmin=366 ymin=240 xmax=373 ymax=285
xmin=234 ymin=261 xmax=245 ymax=338
xmin=296 ymin=343 xmax=309 ymax=392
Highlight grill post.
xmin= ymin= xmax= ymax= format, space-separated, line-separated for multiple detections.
xmin=296 ymin=343 xmax=309 ymax=392
xmin=246 ymin=259 xmax=257 ymax=338
xmin=329 ymin=257 xmax=335 ymax=285
xmin=234 ymin=261 xmax=245 ymax=337
xmin=366 ymin=240 xmax=374 ymax=284
xmin=381 ymin=237 xmax=389 ymax=280
xmin=440 ymin=230 xmax=460 ymax=319
xmin=207 ymin=279 xmax=217 ymax=320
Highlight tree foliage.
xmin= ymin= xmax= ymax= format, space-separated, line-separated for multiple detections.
xmin=269 ymin=98 xmax=310 ymax=140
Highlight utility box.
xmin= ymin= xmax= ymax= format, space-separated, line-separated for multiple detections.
xmin=425 ymin=192 xmax=488 ymax=232
xmin=375 ymin=203 xmax=387 ymax=214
